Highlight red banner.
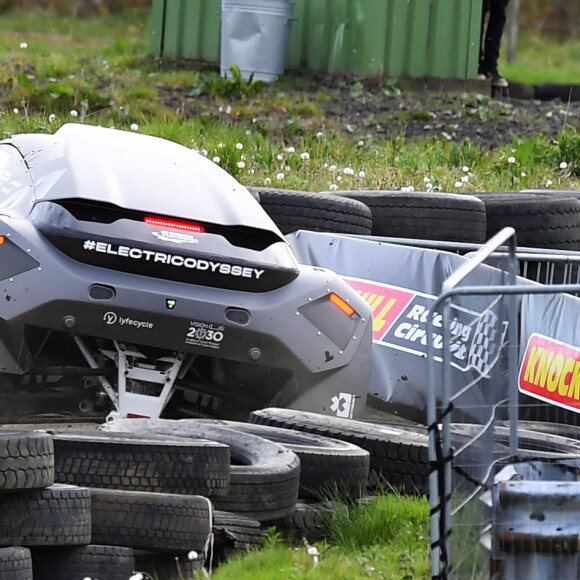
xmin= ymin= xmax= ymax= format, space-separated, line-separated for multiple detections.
xmin=519 ymin=333 xmax=580 ymax=413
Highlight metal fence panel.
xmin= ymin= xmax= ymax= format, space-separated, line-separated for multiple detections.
xmin=426 ymin=228 xmax=580 ymax=579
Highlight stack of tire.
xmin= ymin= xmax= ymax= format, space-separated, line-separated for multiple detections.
xmin=9 ymin=413 xmax=579 ymax=577
xmin=253 ymin=186 xmax=580 ymax=252
xmin=97 ymin=416 xmax=442 ymax=545
xmin=98 ymin=418 xmax=374 ymax=547
xmin=0 ymin=429 xmax=217 ymax=580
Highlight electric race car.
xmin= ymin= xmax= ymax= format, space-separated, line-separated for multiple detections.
xmin=0 ymin=124 xmax=372 ymax=422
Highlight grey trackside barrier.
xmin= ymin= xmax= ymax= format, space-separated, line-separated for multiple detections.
xmin=355 ymin=235 xmax=580 ymax=294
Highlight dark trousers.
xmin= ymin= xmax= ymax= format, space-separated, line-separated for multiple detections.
xmin=479 ymin=0 xmax=511 ymax=75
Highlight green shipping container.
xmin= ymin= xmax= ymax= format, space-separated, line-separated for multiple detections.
xmin=150 ymin=0 xmax=483 ymax=79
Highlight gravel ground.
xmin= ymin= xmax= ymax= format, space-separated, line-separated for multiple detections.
xmin=157 ymin=68 xmax=580 ymax=148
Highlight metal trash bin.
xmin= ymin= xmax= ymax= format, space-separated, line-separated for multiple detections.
xmin=220 ymin=0 xmax=294 ymax=82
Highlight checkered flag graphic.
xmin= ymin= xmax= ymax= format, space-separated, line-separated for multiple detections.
xmin=467 ymin=309 xmax=502 ymax=376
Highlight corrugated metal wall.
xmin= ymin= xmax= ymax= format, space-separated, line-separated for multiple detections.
xmin=151 ymin=0 xmax=483 ymax=79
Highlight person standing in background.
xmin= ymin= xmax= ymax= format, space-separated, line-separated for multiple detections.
xmin=478 ymin=0 xmax=511 ymax=89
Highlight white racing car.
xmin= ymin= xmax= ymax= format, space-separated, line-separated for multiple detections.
xmin=0 ymin=124 xmax=372 ymax=422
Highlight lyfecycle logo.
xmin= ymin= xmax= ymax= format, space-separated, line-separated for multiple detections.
xmin=103 ymin=311 xmax=153 ymax=330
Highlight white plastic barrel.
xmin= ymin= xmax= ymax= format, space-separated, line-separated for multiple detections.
xmin=220 ymin=0 xmax=294 ymax=83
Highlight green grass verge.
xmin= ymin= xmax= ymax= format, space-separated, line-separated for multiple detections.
xmin=209 ymin=492 xmax=431 ymax=580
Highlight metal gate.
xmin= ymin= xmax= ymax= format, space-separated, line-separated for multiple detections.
xmin=426 ymin=227 xmax=580 ymax=579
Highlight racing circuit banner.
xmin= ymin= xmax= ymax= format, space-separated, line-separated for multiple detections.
xmin=287 ymin=231 xmax=510 ymax=424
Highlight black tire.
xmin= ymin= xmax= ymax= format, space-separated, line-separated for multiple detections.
xmin=0 ymin=430 xmax=54 ymax=492
xmin=0 ymin=547 xmax=32 ymax=580
xmin=134 ymin=550 xmax=204 ymax=580
xmin=499 ymin=420 xmax=580 ymax=441
xmin=31 ymin=545 xmax=135 ymax=580
xmin=270 ymin=501 xmax=333 ymax=543
xmin=0 ymin=484 xmax=91 ymax=546
xmin=214 ymin=420 xmax=370 ymax=500
xmin=248 ymin=408 xmax=429 ymax=495
xmin=534 ymin=82 xmax=580 ymax=102
xmin=250 ymin=187 xmax=373 ymax=235
xmin=472 ymin=191 xmax=580 ymax=250
xmin=327 ymin=190 xmax=487 ymax=243
xmin=53 ymin=431 xmax=230 ymax=497
xmin=90 ymin=488 xmax=212 ymax=552
xmin=452 ymin=423 xmax=580 ymax=457
xmin=213 ymin=510 xmax=267 ymax=561
xmin=101 ymin=418 xmax=301 ymax=521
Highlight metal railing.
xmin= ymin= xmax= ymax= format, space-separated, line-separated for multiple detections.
xmin=424 ymin=228 xmax=580 ymax=579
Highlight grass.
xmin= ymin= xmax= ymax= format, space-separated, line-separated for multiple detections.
xmin=208 ymin=492 xmax=431 ymax=580
xmin=502 ymin=30 xmax=580 ymax=84
xmin=1 ymin=7 xmax=580 ymax=194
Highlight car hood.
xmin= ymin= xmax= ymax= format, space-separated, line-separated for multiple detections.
xmin=7 ymin=123 xmax=283 ymax=237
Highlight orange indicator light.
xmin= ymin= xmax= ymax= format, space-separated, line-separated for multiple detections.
xmin=329 ymin=293 xmax=355 ymax=316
